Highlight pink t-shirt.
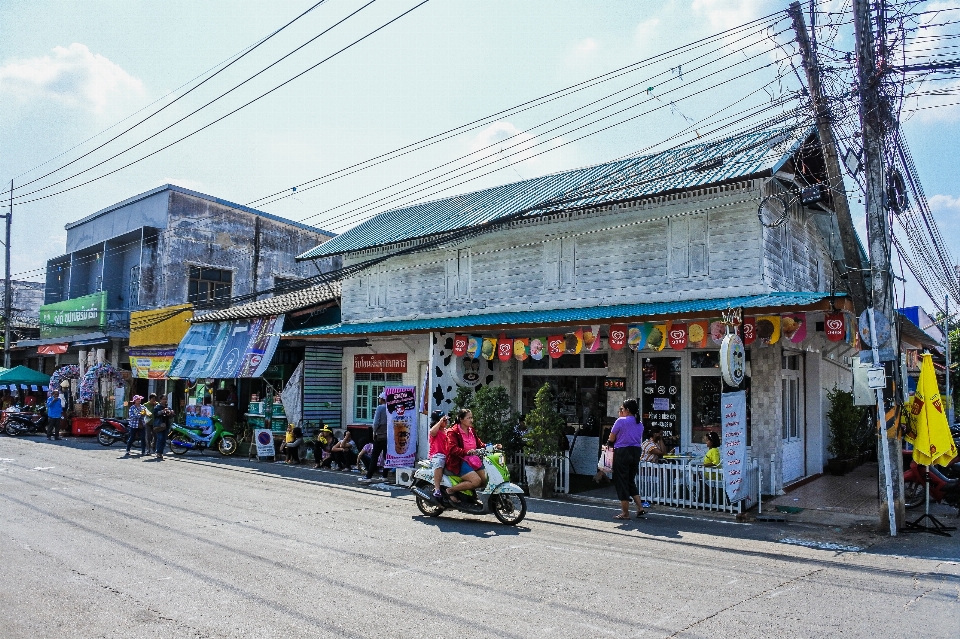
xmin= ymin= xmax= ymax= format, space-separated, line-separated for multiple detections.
xmin=459 ymin=427 xmax=478 ymax=452
xmin=429 ymin=427 xmax=448 ymax=456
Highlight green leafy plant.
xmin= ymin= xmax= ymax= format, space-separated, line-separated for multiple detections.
xmin=826 ymin=387 xmax=866 ymax=459
xmin=471 ymin=385 xmax=522 ymax=457
xmin=452 ymin=386 xmax=474 ymax=413
xmin=523 ymin=383 xmax=566 ymax=465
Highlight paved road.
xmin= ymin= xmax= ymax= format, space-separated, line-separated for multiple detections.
xmin=1 ymin=436 xmax=958 ymax=638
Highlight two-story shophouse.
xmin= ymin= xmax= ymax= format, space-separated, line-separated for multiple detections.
xmin=285 ymin=126 xmax=861 ymax=494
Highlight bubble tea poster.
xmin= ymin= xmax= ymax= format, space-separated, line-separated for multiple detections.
xmin=385 ymin=386 xmax=418 ymax=468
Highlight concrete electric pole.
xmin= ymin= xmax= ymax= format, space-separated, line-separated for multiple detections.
xmin=788 ymin=2 xmax=868 ymax=314
xmin=3 ymin=179 xmax=11 ymax=369
xmin=852 ymin=0 xmax=903 ymax=534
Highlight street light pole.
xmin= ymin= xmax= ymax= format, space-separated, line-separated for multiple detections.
xmin=3 ymin=179 xmax=11 ymax=369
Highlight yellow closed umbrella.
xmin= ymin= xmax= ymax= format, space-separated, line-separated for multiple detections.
xmin=905 ymin=353 xmax=957 ymax=468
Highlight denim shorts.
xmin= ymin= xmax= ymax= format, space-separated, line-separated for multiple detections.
xmin=429 ymin=453 xmax=446 ymax=469
xmin=460 ymin=460 xmax=479 ymax=476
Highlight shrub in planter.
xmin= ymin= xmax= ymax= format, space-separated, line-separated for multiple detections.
xmin=826 ymin=387 xmax=867 ymax=475
xmin=523 ymin=383 xmax=566 ymax=497
xmin=472 ymin=385 xmax=522 ymax=459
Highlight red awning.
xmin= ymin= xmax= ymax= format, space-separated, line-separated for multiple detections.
xmin=37 ymin=344 xmax=68 ymax=355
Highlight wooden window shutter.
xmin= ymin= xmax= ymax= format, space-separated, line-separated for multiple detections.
xmin=458 ymin=249 xmax=471 ymax=299
xmin=543 ymin=239 xmax=560 ymax=290
xmin=669 ymin=217 xmax=689 ymax=278
xmin=688 ymin=215 xmax=708 ymax=276
xmin=445 ymin=252 xmax=459 ymax=300
xmin=560 ymin=238 xmax=576 ymax=286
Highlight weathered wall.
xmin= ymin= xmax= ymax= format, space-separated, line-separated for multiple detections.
xmin=65 ymin=190 xmax=170 ymax=253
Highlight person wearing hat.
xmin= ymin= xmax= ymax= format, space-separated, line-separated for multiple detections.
xmin=359 ymin=392 xmax=390 ymax=484
xmin=125 ymin=395 xmax=147 ymax=457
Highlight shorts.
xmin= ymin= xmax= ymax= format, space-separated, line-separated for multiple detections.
xmin=460 ymin=460 xmax=479 ymax=476
xmin=429 ymin=453 xmax=446 ymax=469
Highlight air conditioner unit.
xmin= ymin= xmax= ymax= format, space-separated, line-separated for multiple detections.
xmin=395 ymin=467 xmax=415 ymax=487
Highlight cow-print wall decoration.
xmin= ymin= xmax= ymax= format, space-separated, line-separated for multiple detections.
xmin=431 ymin=332 xmax=499 ymax=414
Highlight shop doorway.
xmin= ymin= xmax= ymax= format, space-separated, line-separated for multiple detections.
xmin=640 ymin=356 xmax=681 ymax=451
xmin=781 ymin=353 xmax=805 ymax=484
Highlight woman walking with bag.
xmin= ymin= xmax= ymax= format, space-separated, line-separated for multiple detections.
xmin=606 ymin=399 xmax=645 ymax=519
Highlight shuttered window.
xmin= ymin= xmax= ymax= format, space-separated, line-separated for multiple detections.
xmin=366 ymin=265 xmax=385 ymax=309
xmin=543 ymin=237 xmax=575 ymax=290
xmin=446 ymin=249 xmax=471 ymax=301
xmin=669 ymin=215 xmax=709 ymax=279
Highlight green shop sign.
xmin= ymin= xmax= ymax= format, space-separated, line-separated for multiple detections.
xmin=39 ymin=291 xmax=107 ymax=338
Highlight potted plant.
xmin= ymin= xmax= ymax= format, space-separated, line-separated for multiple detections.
xmin=472 ymin=385 xmax=522 ymax=458
xmin=826 ymin=387 xmax=866 ymax=475
xmin=522 ymin=383 xmax=566 ymax=497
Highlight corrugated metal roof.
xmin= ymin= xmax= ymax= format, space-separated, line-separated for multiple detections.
xmin=298 ymin=126 xmax=813 ymax=259
xmin=283 ymin=291 xmax=839 ymax=338
xmin=194 ymin=281 xmax=341 ymax=323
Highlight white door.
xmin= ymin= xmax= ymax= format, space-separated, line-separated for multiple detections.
xmin=781 ymin=354 xmax=805 ymax=484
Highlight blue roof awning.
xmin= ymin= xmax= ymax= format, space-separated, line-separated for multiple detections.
xmin=283 ymin=292 xmax=843 ymax=338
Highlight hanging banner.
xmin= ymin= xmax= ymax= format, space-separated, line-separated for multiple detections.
xmin=781 ymin=314 xmax=807 ymax=343
xmin=646 ymin=324 xmax=666 ymax=351
xmin=384 ymin=386 xmax=417 ymax=468
xmin=497 ymin=334 xmax=513 ymax=361
xmin=466 ymin=336 xmax=482 ymax=359
xmin=687 ymin=321 xmax=708 ymax=348
xmin=627 ymin=324 xmax=648 ymax=350
xmin=564 ymin=329 xmax=583 ymax=354
xmin=481 ymin=337 xmax=497 ymax=361
xmin=720 ymin=390 xmax=750 ymax=504
xmin=129 ymin=347 xmax=177 ymax=379
xmin=513 ymin=338 xmax=529 ymax=361
xmin=741 ymin=317 xmax=756 ymax=346
xmin=280 ymin=361 xmax=304 ymax=427
xmin=39 ymin=291 xmax=107 ymax=338
xmin=529 ymin=337 xmax=546 ymax=360
xmin=547 ymin=335 xmax=565 ymax=359
xmin=608 ymin=325 xmax=627 ymax=351
xmin=38 ymin=344 xmax=69 ymax=355
xmin=667 ymin=322 xmax=687 ymax=350
xmin=754 ymin=316 xmax=781 ymax=346
xmin=584 ymin=326 xmax=602 ymax=352
xmin=168 ymin=315 xmax=284 ymax=379
xmin=708 ymin=320 xmax=727 ymax=346
xmin=452 ymin=334 xmax=469 ymax=357
xmin=824 ymin=313 xmax=845 ymax=342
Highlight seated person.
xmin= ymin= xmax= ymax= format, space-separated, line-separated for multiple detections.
xmin=700 ymin=431 xmax=722 ymax=482
xmin=358 ymin=441 xmax=385 ymax=475
xmin=328 ymin=432 xmax=359 ymax=471
xmin=310 ymin=426 xmax=337 ymax=469
xmin=280 ymin=426 xmax=305 ymax=464
xmin=640 ymin=426 xmax=666 ymax=463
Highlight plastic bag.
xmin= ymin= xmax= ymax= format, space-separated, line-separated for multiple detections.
xmin=598 ymin=447 xmax=614 ymax=477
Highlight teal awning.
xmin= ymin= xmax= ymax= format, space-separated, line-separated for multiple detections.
xmin=283 ymin=291 xmax=842 ymax=338
xmin=0 ymin=365 xmax=51 ymax=386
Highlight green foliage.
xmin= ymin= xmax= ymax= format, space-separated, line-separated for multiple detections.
xmin=826 ymin=387 xmax=867 ymax=459
xmin=523 ymin=383 xmax=566 ymax=464
xmin=452 ymin=385 xmax=474 ymax=413
xmin=471 ymin=385 xmax=521 ymax=457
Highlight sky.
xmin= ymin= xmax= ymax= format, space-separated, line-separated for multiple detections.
xmin=0 ymin=0 xmax=957 ymax=313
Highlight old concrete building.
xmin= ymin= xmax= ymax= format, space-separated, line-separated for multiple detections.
xmin=23 ymin=184 xmax=337 ymax=370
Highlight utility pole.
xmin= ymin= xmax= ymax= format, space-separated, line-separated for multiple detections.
xmin=946 ymin=295 xmax=953 ymax=426
xmin=3 ymin=179 xmax=12 ymax=369
xmin=852 ymin=0 xmax=903 ymax=534
xmin=788 ymin=2 xmax=868 ymax=313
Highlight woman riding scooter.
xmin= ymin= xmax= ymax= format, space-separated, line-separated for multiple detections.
xmin=444 ymin=409 xmax=501 ymax=504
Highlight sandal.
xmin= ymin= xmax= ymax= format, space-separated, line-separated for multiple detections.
xmin=636 ymin=510 xmax=646 ymax=518
xmin=614 ymin=513 xmax=630 ymax=520
xmin=445 ymin=490 xmax=461 ymax=505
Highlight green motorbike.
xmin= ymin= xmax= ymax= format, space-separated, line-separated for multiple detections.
xmin=168 ymin=417 xmax=238 ymax=456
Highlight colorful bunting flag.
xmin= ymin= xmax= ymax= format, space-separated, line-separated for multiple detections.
xmin=467 ymin=336 xmax=482 ymax=359
xmin=781 ymin=313 xmax=807 ymax=343
xmin=547 ymin=335 xmax=565 ymax=359
xmin=647 ymin=324 xmax=666 ymax=351
xmin=513 ymin=338 xmax=529 ymax=361
xmin=824 ymin=313 xmax=845 ymax=342
xmin=481 ymin=337 xmax=497 ymax=360
xmin=608 ymin=325 xmax=627 ymax=350
xmin=584 ymin=325 xmax=602 ymax=352
xmin=667 ymin=321 xmax=687 ymax=350
xmin=497 ymin=333 xmax=512 ymax=361
xmin=452 ymin=334 xmax=468 ymax=357
xmin=530 ymin=337 xmax=546 ymax=360
xmin=741 ymin=317 xmax=756 ymax=346
xmin=755 ymin=316 xmax=781 ymax=346
xmin=687 ymin=320 xmax=708 ymax=348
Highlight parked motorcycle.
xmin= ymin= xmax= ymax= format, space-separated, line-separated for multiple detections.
xmin=95 ymin=417 xmax=130 ymax=446
xmin=409 ymin=446 xmax=527 ymax=525
xmin=167 ymin=417 xmax=238 ymax=456
xmin=1 ymin=406 xmax=48 ymax=436
xmin=904 ymin=460 xmax=960 ymax=509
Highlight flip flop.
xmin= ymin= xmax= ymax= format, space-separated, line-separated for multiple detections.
xmin=614 ymin=513 xmax=630 ymax=520
xmin=636 ymin=510 xmax=646 ymax=518
xmin=446 ymin=491 xmax=461 ymax=505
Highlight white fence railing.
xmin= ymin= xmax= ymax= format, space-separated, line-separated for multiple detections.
xmin=509 ymin=453 xmax=570 ymax=494
xmin=637 ymin=458 xmax=759 ymax=514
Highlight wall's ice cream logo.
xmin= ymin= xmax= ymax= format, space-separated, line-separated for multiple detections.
xmin=668 ymin=323 xmax=687 ymax=350
xmin=741 ymin=317 xmax=756 ymax=345
xmin=824 ymin=313 xmax=845 ymax=342
xmin=497 ymin=334 xmax=513 ymax=361
xmin=547 ymin=335 xmax=565 ymax=359
xmin=452 ymin=334 xmax=468 ymax=356
xmin=608 ymin=325 xmax=627 ymax=350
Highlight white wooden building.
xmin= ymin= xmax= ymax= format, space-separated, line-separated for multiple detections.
xmin=288 ymin=126 xmax=860 ymax=494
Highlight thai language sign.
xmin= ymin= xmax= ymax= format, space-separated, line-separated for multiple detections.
xmin=39 ymin=291 xmax=106 ymax=338
xmin=128 ymin=347 xmax=176 ymax=379
xmin=168 ymin=315 xmax=284 ymax=379
xmin=353 ymin=353 xmax=407 ymax=373
xmin=720 ymin=390 xmax=750 ymax=504
xmin=384 ymin=386 xmax=417 ymax=468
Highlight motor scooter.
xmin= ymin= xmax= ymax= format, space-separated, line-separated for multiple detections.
xmin=1 ymin=406 xmax=47 ymax=436
xmin=904 ymin=460 xmax=960 ymax=510
xmin=167 ymin=417 xmax=238 ymax=456
xmin=409 ymin=446 xmax=527 ymax=525
xmin=95 ymin=417 xmax=130 ymax=446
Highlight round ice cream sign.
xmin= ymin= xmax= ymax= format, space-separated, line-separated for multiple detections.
xmin=720 ymin=333 xmax=745 ymax=387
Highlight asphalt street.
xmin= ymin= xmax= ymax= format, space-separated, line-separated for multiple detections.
xmin=1 ymin=436 xmax=958 ymax=639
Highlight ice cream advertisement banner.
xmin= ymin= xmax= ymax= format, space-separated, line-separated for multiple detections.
xmin=385 ymin=386 xmax=417 ymax=468
xmin=720 ymin=390 xmax=751 ymax=504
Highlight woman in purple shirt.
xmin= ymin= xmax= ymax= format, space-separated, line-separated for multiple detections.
xmin=606 ymin=398 xmax=645 ymax=519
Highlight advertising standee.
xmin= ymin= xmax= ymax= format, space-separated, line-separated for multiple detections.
xmin=384 ymin=386 xmax=417 ymax=468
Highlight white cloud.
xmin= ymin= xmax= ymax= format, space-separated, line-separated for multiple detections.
xmin=467 ymin=120 xmax=566 ymax=178
xmin=0 ymin=43 xmax=144 ymax=113
xmin=691 ymin=0 xmax=775 ymax=33
xmin=575 ymin=38 xmax=599 ymax=56
xmin=928 ymin=194 xmax=960 ymax=211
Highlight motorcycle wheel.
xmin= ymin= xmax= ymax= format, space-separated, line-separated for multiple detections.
xmin=491 ymin=494 xmax=527 ymax=526
xmin=416 ymin=495 xmax=444 ymax=517
xmin=96 ymin=429 xmax=114 ymax=447
xmin=904 ymin=481 xmax=925 ymax=509
xmin=5 ymin=424 xmax=20 ymax=436
xmin=218 ymin=436 xmax=238 ymax=456
xmin=169 ymin=438 xmax=190 ymax=455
